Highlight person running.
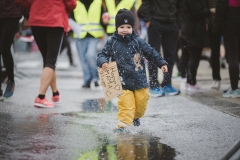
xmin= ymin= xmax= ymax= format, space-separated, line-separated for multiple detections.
xmin=15 ymin=0 xmax=76 ymax=107
xmin=97 ymin=9 xmax=168 ymax=132
xmin=0 ymin=0 xmax=23 ymax=100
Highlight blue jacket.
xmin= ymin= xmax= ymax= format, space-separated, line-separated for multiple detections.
xmin=97 ymin=31 xmax=167 ymax=90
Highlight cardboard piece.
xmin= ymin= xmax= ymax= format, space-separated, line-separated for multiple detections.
xmin=98 ymin=62 xmax=123 ymax=101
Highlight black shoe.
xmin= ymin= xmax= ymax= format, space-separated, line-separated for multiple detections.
xmin=94 ymin=81 xmax=99 ymax=87
xmin=70 ymin=63 xmax=77 ymax=67
xmin=223 ymin=88 xmax=231 ymax=93
xmin=0 ymin=89 xmax=4 ymax=101
xmin=82 ymin=83 xmax=90 ymax=88
xmin=133 ymin=118 xmax=140 ymax=126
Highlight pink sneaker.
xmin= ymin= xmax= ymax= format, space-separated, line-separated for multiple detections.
xmin=34 ymin=97 xmax=54 ymax=108
xmin=51 ymin=91 xmax=61 ymax=103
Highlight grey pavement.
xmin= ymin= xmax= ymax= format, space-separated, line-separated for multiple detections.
xmin=0 ymin=46 xmax=240 ymax=160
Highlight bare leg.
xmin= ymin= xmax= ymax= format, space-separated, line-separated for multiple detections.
xmin=50 ymin=71 xmax=57 ymax=93
xmin=39 ymin=67 xmax=55 ymax=95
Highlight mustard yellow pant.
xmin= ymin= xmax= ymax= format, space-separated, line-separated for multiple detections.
xmin=117 ymin=88 xmax=150 ymax=128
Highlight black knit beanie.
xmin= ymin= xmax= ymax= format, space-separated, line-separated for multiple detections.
xmin=115 ymin=8 xmax=135 ymax=29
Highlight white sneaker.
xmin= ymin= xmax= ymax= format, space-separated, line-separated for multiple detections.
xmin=187 ymin=84 xmax=205 ymax=92
xmin=211 ymin=80 xmax=221 ymax=90
xmin=232 ymin=89 xmax=240 ymax=98
xmin=223 ymin=88 xmax=240 ymax=98
xmin=180 ymin=78 xmax=188 ymax=91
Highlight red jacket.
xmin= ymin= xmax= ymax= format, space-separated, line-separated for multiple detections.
xmin=15 ymin=0 xmax=76 ymax=32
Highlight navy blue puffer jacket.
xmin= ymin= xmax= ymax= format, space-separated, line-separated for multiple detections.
xmin=97 ymin=31 xmax=167 ymax=90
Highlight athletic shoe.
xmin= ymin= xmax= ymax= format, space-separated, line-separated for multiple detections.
xmin=34 ymin=97 xmax=54 ymax=108
xmin=223 ymin=88 xmax=240 ymax=98
xmin=3 ymin=81 xmax=15 ymax=99
xmin=211 ymin=80 xmax=221 ymax=90
xmin=223 ymin=87 xmax=231 ymax=93
xmin=51 ymin=91 xmax=61 ymax=103
xmin=149 ymin=87 xmax=165 ymax=97
xmin=180 ymin=78 xmax=188 ymax=91
xmin=115 ymin=127 xmax=126 ymax=133
xmin=187 ymin=84 xmax=205 ymax=92
xmin=82 ymin=83 xmax=90 ymax=88
xmin=133 ymin=118 xmax=140 ymax=126
xmin=0 ymin=90 xmax=4 ymax=101
xmin=163 ymin=85 xmax=180 ymax=96
xmin=232 ymin=89 xmax=240 ymax=98
xmin=94 ymin=81 xmax=99 ymax=87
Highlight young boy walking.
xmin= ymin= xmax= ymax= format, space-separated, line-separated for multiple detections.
xmin=97 ymin=9 xmax=168 ymax=132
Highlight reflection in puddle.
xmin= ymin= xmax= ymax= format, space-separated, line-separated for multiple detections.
xmin=81 ymin=98 xmax=117 ymax=113
xmin=79 ymin=134 xmax=178 ymax=160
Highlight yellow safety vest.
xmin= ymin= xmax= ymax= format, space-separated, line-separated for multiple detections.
xmin=105 ymin=0 xmax=135 ymax=34
xmin=73 ymin=0 xmax=104 ymax=39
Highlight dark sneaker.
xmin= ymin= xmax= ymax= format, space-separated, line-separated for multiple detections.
xmin=82 ymin=83 xmax=90 ymax=88
xmin=133 ymin=118 xmax=140 ymax=126
xmin=3 ymin=81 xmax=15 ymax=99
xmin=94 ymin=81 xmax=99 ymax=87
xmin=0 ymin=90 xmax=4 ymax=101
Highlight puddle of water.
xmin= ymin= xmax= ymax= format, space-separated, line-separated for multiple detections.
xmin=81 ymin=98 xmax=117 ymax=113
xmin=79 ymin=134 xmax=178 ymax=160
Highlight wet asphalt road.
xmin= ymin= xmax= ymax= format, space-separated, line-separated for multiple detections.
xmin=0 ymin=51 xmax=240 ymax=160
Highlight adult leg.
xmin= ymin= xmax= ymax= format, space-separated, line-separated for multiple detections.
xmin=179 ymin=38 xmax=190 ymax=79
xmin=174 ymin=40 xmax=181 ymax=75
xmin=161 ymin=22 xmax=179 ymax=87
xmin=0 ymin=18 xmax=19 ymax=98
xmin=223 ymin=29 xmax=239 ymax=90
xmin=0 ymin=18 xmax=19 ymax=83
xmin=76 ymin=38 xmax=92 ymax=86
xmin=86 ymin=38 xmax=99 ymax=83
xmin=32 ymin=27 xmax=63 ymax=95
xmin=187 ymin=46 xmax=203 ymax=86
xmin=65 ymin=36 xmax=74 ymax=65
xmin=209 ymin=27 xmax=221 ymax=81
xmin=147 ymin=19 xmax=162 ymax=88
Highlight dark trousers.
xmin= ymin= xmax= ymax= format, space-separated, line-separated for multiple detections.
xmin=223 ymin=24 xmax=240 ymax=90
xmin=0 ymin=18 xmax=19 ymax=91
xmin=60 ymin=35 xmax=73 ymax=65
xmin=148 ymin=20 xmax=179 ymax=88
xmin=209 ymin=27 xmax=222 ymax=81
xmin=179 ymin=38 xmax=203 ymax=85
xmin=31 ymin=27 xmax=64 ymax=70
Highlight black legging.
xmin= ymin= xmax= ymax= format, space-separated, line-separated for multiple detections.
xmin=147 ymin=20 xmax=179 ymax=88
xmin=179 ymin=38 xmax=203 ymax=86
xmin=209 ymin=27 xmax=222 ymax=81
xmin=223 ymin=24 xmax=240 ymax=90
xmin=0 ymin=18 xmax=19 ymax=91
xmin=60 ymin=35 xmax=73 ymax=65
xmin=31 ymin=27 xmax=64 ymax=70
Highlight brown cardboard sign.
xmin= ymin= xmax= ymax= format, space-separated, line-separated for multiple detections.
xmin=98 ymin=62 xmax=123 ymax=101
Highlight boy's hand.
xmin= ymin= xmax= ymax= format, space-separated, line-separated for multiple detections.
xmin=161 ymin=65 xmax=168 ymax=73
xmin=101 ymin=63 xmax=108 ymax=69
